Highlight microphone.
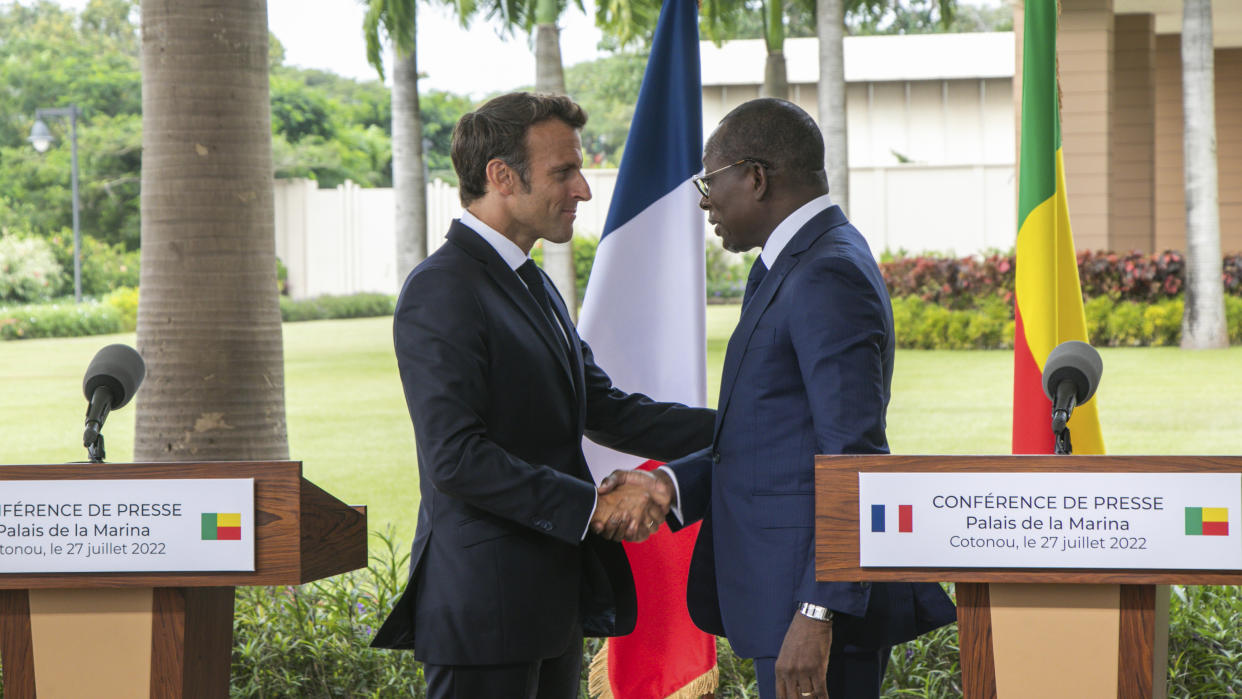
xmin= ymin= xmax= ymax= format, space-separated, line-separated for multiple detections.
xmin=1041 ymin=340 xmax=1102 ymax=434
xmin=82 ymin=344 xmax=146 ymax=458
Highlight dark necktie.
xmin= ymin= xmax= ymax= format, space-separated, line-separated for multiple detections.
xmin=743 ymin=258 xmax=768 ymax=307
xmin=517 ymin=260 xmax=567 ymax=351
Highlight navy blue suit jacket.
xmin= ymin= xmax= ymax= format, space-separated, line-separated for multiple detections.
xmin=371 ymin=222 xmax=715 ymax=665
xmin=668 ymin=205 xmax=955 ymax=658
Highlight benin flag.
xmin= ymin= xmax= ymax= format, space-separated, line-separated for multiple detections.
xmin=1012 ymin=0 xmax=1104 ymax=455
xmin=1185 ymin=507 xmax=1229 ymax=536
xmin=201 ymin=512 xmax=242 ymax=540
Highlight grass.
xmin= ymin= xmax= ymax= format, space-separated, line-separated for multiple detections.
xmin=2 ymin=307 xmax=1241 ymax=546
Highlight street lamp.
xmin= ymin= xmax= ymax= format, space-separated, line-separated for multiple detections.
xmin=29 ymin=105 xmax=82 ymax=303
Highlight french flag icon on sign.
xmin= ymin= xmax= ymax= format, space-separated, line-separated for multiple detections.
xmin=871 ymin=504 xmax=913 ymax=533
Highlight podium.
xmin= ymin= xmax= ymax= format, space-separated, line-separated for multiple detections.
xmin=0 ymin=461 xmax=367 ymax=699
xmin=814 ymin=455 xmax=1242 ymax=699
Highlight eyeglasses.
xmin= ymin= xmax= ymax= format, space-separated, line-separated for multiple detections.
xmin=692 ymin=158 xmax=769 ymax=198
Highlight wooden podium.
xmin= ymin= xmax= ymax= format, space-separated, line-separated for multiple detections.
xmin=0 ymin=461 xmax=367 ymax=699
xmin=814 ymin=455 xmax=1242 ymax=699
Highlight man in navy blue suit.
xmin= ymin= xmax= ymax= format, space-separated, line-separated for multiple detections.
xmin=606 ymin=98 xmax=955 ymax=699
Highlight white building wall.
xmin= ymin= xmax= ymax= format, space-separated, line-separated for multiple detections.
xmin=274 ymin=33 xmax=1020 ymax=299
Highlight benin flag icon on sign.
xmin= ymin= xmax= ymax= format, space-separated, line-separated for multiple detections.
xmin=1185 ymin=507 xmax=1228 ymax=536
xmin=202 ymin=512 xmax=242 ymax=540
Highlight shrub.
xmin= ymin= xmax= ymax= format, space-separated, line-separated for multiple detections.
xmin=1078 ymin=249 xmax=1185 ymax=301
xmin=103 ymin=286 xmax=139 ymax=331
xmin=279 ymin=293 xmax=396 ymax=322
xmin=1083 ymin=295 xmax=1114 ymax=343
xmin=1166 ymin=586 xmax=1242 ymax=697
xmin=1104 ymin=300 xmax=1148 ymax=347
xmin=48 ymin=232 xmax=141 ymax=297
xmin=574 ymin=234 xmax=599 ymax=299
xmin=0 ymin=299 xmax=123 ymax=340
xmin=881 ymin=250 xmax=1241 ymax=311
xmin=232 ymin=531 xmax=425 ymax=697
xmin=706 ymin=245 xmax=755 ymax=302
xmin=881 ymin=253 xmax=1014 ymax=310
xmin=0 ymin=233 xmax=63 ymax=303
xmin=1228 ymin=296 xmax=1242 ymax=344
xmin=891 ymin=296 xmax=1012 ymax=350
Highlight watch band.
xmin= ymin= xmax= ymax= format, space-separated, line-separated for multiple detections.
xmin=798 ymin=601 xmax=834 ymax=623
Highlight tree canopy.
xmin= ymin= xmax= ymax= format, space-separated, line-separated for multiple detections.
xmin=0 ymin=0 xmax=399 ymax=249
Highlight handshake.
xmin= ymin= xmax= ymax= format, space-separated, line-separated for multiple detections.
xmin=589 ymin=469 xmax=675 ymax=543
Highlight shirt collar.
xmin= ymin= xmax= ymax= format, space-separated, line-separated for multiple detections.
xmin=759 ymin=193 xmax=834 ymax=268
xmin=460 ymin=209 xmax=529 ymax=271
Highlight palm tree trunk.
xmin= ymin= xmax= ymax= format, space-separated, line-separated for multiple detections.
xmin=1180 ymin=0 xmax=1227 ymax=349
xmin=137 ymin=0 xmax=288 ymax=461
xmin=760 ymin=0 xmax=788 ymax=99
xmin=393 ymin=43 xmax=427 ymax=281
xmin=533 ymin=0 xmax=576 ymax=319
xmin=817 ymin=0 xmax=848 ymax=214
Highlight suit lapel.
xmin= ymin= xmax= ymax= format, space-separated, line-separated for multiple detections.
xmin=446 ymin=223 xmax=576 ymax=392
xmin=713 ymin=254 xmax=796 ymax=441
xmin=543 ymin=271 xmax=587 ymax=418
xmin=712 ymin=206 xmax=849 ymax=442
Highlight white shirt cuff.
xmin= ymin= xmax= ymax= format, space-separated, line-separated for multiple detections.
xmin=657 ymin=465 xmax=684 ymax=524
xmin=581 ymin=490 xmax=597 ymax=540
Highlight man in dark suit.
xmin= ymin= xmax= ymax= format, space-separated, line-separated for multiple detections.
xmin=606 ymin=98 xmax=955 ymax=699
xmin=370 ymin=92 xmax=715 ymax=699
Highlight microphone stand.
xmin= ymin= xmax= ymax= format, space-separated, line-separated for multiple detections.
xmin=1054 ymin=425 xmax=1072 ymax=455
xmin=85 ymin=433 xmax=106 ymax=463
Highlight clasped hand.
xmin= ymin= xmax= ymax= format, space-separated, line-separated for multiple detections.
xmin=591 ymin=469 xmax=673 ymax=542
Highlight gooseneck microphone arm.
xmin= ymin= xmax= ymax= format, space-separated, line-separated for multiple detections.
xmin=84 ymin=385 xmax=113 ymax=462
xmin=1041 ymin=340 xmax=1103 ymax=456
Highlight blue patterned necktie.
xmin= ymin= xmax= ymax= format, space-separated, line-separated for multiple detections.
xmin=743 ymin=258 xmax=768 ymax=307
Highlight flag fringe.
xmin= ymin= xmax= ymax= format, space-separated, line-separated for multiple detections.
xmin=588 ymin=648 xmax=719 ymax=699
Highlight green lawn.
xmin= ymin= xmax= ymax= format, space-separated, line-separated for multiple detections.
xmin=2 ymin=307 xmax=1240 ymax=545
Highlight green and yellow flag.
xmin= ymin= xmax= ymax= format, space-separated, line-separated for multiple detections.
xmin=1012 ymin=0 xmax=1104 ymax=454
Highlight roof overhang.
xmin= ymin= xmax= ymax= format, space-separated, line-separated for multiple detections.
xmin=1115 ymin=0 xmax=1242 ymax=47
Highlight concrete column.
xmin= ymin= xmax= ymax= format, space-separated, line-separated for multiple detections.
xmin=1058 ymin=0 xmax=1115 ymax=251
xmin=1155 ymin=38 xmax=1242 ymax=254
xmin=1111 ymin=14 xmax=1157 ymax=253
xmin=1013 ymin=0 xmax=1114 ymax=251
xmin=1154 ymin=34 xmax=1186 ymax=252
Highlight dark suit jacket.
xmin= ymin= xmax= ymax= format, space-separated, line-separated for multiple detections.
xmin=667 ymin=205 xmax=955 ymax=659
xmin=371 ymin=221 xmax=715 ymax=665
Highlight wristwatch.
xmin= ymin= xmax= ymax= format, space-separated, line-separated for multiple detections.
xmin=798 ymin=601 xmax=834 ymax=623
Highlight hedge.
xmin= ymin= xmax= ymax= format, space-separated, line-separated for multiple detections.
xmin=0 ymin=298 xmax=125 ymax=340
xmin=880 ymin=250 xmax=1242 ymax=308
xmin=892 ymin=295 xmax=1242 ymax=349
xmin=278 ymin=293 xmax=395 ymax=322
xmin=0 ymin=292 xmax=400 ymax=341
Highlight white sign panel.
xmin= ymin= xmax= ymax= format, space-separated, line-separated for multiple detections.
xmin=0 ymin=479 xmax=255 ymax=573
xmin=858 ymin=472 xmax=1242 ymax=569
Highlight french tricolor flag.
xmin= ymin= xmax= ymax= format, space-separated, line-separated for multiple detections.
xmin=871 ymin=504 xmax=914 ymax=533
xmin=578 ymin=1 xmax=716 ymax=697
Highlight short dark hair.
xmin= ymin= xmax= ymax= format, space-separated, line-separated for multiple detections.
xmin=451 ymin=92 xmax=588 ymax=206
xmin=708 ymin=98 xmax=826 ymax=176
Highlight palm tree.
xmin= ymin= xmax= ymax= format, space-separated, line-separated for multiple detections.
xmin=699 ymin=0 xmax=806 ymax=98
xmin=137 ymin=3 xmax=283 ymax=686
xmin=816 ymin=0 xmax=954 ymax=215
xmin=1180 ymin=0 xmax=1227 ymax=348
xmin=365 ymin=0 xmax=429 ymax=283
xmin=136 ymin=0 xmax=287 ymax=462
xmin=817 ymin=0 xmax=847 ymax=212
xmin=531 ymin=0 xmax=578 ymax=316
